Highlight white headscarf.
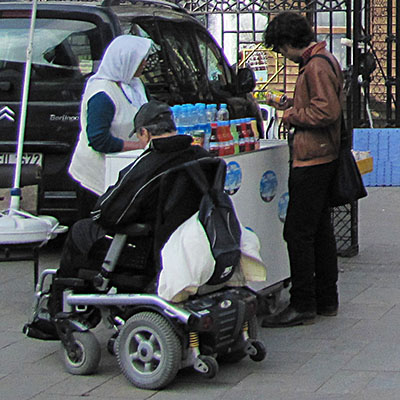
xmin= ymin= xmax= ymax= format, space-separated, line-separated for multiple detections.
xmin=87 ymin=35 xmax=152 ymax=107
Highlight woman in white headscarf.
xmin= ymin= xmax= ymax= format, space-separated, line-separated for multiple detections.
xmin=69 ymin=35 xmax=152 ymax=217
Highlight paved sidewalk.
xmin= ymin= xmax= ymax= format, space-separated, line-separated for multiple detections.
xmin=1 ymin=187 xmax=400 ymax=400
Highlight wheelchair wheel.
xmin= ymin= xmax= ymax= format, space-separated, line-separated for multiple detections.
xmin=198 ymin=355 xmax=219 ymax=379
xmin=62 ymin=331 xmax=101 ymax=375
xmin=116 ymin=311 xmax=182 ymax=390
xmin=249 ymin=339 xmax=267 ymax=362
xmin=217 ymin=315 xmax=258 ymax=364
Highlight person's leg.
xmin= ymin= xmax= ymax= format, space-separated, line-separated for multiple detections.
xmin=48 ymin=219 xmax=107 ymax=316
xmin=314 ymin=204 xmax=339 ymax=314
xmin=285 ymin=164 xmax=336 ymax=311
xmin=25 ymin=219 xmax=107 ymax=339
xmin=263 ymin=162 xmax=336 ymax=327
xmin=57 ymin=218 xmax=107 ymax=278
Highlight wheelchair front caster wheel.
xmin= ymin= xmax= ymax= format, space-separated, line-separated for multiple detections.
xmin=249 ymin=340 xmax=267 ymax=362
xmin=197 ymin=355 xmax=219 ymax=379
xmin=63 ymin=331 xmax=101 ymax=375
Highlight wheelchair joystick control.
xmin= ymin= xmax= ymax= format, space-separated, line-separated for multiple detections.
xmin=93 ymin=271 xmax=109 ymax=292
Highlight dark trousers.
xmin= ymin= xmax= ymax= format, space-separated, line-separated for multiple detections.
xmin=283 ymin=161 xmax=338 ymax=312
xmin=58 ymin=218 xmax=106 ymax=279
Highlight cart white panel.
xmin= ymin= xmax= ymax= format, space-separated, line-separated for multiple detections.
xmin=225 ymin=140 xmax=290 ymax=289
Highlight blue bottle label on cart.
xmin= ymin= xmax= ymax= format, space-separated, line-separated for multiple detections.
xmin=260 ymin=170 xmax=278 ymax=202
xmin=225 ymin=161 xmax=242 ymax=195
xmin=278 ymin=192 xmax=289 ymax=222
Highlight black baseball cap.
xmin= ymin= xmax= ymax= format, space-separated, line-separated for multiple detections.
xmin=133 ymin=100 xmax=175 ymax=132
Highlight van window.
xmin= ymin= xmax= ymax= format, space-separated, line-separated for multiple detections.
xmin=0 ymin=18 xmax=98 ymax=78
xmin=196 ymin=30 xmax=232 ymax=91
xmin=120 ymin=19 xmax=212 ymax=103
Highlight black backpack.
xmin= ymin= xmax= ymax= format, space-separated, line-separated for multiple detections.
xmin=188 ymin=159 xmax=242 ymax=285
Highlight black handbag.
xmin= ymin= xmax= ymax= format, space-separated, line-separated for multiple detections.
xmin=329 ymin=116 xmax=368 ymax=207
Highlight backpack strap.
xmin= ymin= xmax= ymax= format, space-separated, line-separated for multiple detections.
xmin=308 ymin=54 xmax=348 ymax=145
xmin=308 ymin=54 xmax=337 ymax=76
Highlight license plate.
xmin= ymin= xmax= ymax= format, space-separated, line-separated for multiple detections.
xmin=0 ymin=152 xmax=42 ymax=166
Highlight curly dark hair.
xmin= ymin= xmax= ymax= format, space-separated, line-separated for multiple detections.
xmin=263 ymin=12 xmax=315 ymax=52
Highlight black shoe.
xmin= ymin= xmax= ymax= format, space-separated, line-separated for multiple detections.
xmin=262 ymin=306 xmax=316 ymax=328
xmin=23 ymin=317 xmax=59 ymax=341
xmin=317 ymin=304 xmax=338 ymax=316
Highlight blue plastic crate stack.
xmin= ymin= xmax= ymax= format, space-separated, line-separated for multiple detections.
xmin=353 ymin=128 xmax=400 ymax=186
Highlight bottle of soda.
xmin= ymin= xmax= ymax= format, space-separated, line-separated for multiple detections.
xmin=237 ymin=119 xmax=246 ymax=153
xmin=240 ymin=119 xmax=251 ymax=152
xmin=209 ymin=123 xmax=219 ymax=156
xmin=230 ymin=119 xmax=240 ymax=154
xmin=245 ymin=118 xmax=255 ymax=151
xmin=216 ymin=122 xmax=226 ymax=156
xmin=222 ymin=121 xmax=234 ymax=155
xmin=250 ymin=118 xmax=260 ymax=149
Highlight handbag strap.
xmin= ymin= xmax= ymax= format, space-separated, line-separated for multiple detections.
xmin=308 ymin=54 xmax=349 ymax=147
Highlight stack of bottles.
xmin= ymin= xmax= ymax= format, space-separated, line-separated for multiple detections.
xmin=171 ymin=103 xmax=260 ymax=155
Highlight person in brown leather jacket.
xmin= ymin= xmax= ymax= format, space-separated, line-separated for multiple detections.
xmin=262 ymin=12 xmax=343 ymax=327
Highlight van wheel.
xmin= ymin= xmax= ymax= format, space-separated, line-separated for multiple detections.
xmin=116 ymin=312 xmax=182 ymax=390
xmin=62 ymin=331 xmax=101 ymax=375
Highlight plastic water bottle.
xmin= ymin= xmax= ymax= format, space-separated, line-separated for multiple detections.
xmin=176 ymin=104 xmax=189 ymax=135
xmin=195 ymin=103 xmax=211 ymax=150
xmin=216 ymin=103 xmax=229 ymax=121
xmin=206 ymin=104 xmax=217 ymax=122
xmin=171 ymin=105 xmax=182 ymax=130
xmin=195 ymin=103 xmax=207 ymax=123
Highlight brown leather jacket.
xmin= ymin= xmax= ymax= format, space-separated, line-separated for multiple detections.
xmin=283 ymin=42 xmax=344 ymax=167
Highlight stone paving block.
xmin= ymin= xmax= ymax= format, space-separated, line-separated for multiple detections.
xmin=46 ymin=373 xmax=120 ymax=397
xmin=350 ymin=287 xmax=400 ymax=306
xmin=268 ymin=337 xmax=369 ymax=357
xmin=338 ymin=270 xmax=376 ymax=286
xmin=338 ymin=302 xmax=393 ymax=320
xmin=221 ymin=388 xmax=359 ymax=400
xmin=336 ymin=282 xmax=371 ymax=304
xmin=293 ymin=352 xmax=355 ymax=382
xmin=225 ymin=371 xmax=326 ymax=395
xmin=149 ymin=381 xmax=229 ymax=400
xmin=0 ymin=370 xmax=67 ymax=400
xmin=354 ymin=390 xmax=400 ymax=400
xmin=342 ymin=319 xmax=400 ymax=344
xmin=365 ymin=371 xmax=400 ymax=391
xmin=317 ymin=370 xmax=377 ymax=395
xmin=345 ymin=342 xmax=400 ymax=371
xmin=0 ymin=337 xmax=58 ymax=374
xmin=86 ymin=373 xmax=157 ymax=399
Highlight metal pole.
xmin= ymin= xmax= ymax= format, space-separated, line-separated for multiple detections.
xmin=10 ymin=0 xmax=38 ymax=212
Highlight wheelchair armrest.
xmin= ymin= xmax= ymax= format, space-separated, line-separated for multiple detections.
xmin=54 ymin=277 xmax=88 ymax=288
xmin=109 ymin=223 xmax=152 ymax=237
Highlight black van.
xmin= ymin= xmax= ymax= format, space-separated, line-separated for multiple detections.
xmin=0 ymin=0 xmax=262 ymax=226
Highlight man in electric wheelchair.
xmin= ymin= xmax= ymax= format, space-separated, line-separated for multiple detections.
xmin=24 ymin=100 xmax=267 ymax=389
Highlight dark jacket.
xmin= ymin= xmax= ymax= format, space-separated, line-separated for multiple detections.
xmin=283 ymin=41 xmax=344 ymax=167
xmin=91 ymin=135 xmax=210 ymax=228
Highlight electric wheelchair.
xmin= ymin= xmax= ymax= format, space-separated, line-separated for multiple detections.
xmin=24 ymin=158 xmax=266 ymax=390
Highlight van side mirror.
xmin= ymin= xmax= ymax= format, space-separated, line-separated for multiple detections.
xmin=236 ymin=67 xmax=256 ymax=94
